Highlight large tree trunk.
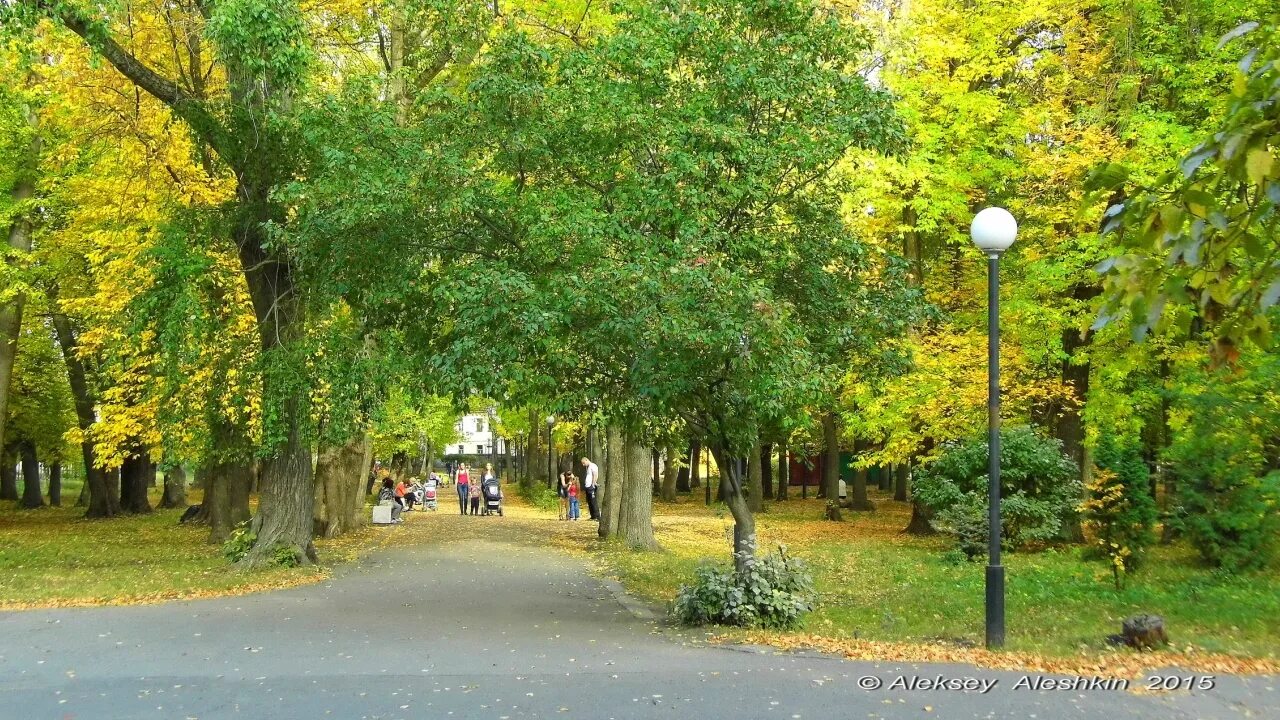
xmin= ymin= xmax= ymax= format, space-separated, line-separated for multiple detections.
xmin=120 ymin=452 xmax=154 ymax=514
xmin=660 ymin=444 xmax=678 ymax=502
xmin=849 ymin=439 xmax=874 ymax=511
xmin=822 ymin=411 xmax=841 ymax=520
xmin=314 ymin=432 xmax=369 ymax=538
xmin=0 ymin=445 xmax=17 ymax=501
xmin=710 ymin=444 xmax=756 ymax=572
xmin=160 ymin=466 xmax=188 ymax=508
xmin=229 ymin=461 xmax=252 ymax=527
xmin=618 ymin=432 xmax=659 ymax=550
xmin=48 ymin=462 xmax=61 ymax=506
xmin=0 ymin=94 xmax=39 ymax=459
xmin=236 ymin=223 xmax=316 ymax=567
xmin=19 ymin=441 xmax=42 ymax=508
xmin=747 ymin=442 xmax=764 ymax=513
xmin=776 ymin=441 xmax=789 ymax=500
xmin=894 ymin=461 xmax=909 ymax=502
xmin=599 ymin=424 xmax=625 ymax=539
xmin=50 ymin=308 xmax=117 ymax=518
xmin=206 ymin=465 xmax=232 ymax=544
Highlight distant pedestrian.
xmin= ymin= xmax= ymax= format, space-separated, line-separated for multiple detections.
xmin=567 ymin=475 xmax=581 ymax=521
xmin=580 ymin=457 xmax=600 ymax=521
xmin=456 ymin=463 xmax=470 ymax=515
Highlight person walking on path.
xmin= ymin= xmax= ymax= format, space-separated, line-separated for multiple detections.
xmin=456 ymin=463 xmax=470 ymax=515
xmin=580 ymin=457 xmax=600 ymax=521
xmin=567 ymin=475 xmax=581 ymax=520
xmin=557 ymin=471 xmax=570 ymax=520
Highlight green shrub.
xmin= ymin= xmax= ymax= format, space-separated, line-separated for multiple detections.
xmin=1165 ymin=427 xmax=1280 ymax=572
xmin=221 ymin=522 xmax=256 ymax=563
xmin=518 ymin=482 xmax=561 ymax=513
xmin=673 ymin=545 xmax=815 ymax=630
xmin=1081 ymin=439 xmax=1157 ymax=588
xmin=272 ymin=543 xmax=302 ymax=568
xmin=915 ymin=427 xmax=1080 ymax=556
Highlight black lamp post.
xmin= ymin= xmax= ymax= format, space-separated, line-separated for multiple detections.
xmin=487 ymin=405 xmax=498 ymax=477
xmin=970 ymin=206 xmax=1018 ymax=650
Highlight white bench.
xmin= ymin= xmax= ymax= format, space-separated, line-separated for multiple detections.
xmin=371 ymin=504 xmax=394 ymax=525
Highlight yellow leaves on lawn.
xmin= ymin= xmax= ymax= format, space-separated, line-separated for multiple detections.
xmin=715 ymin=630 xmax=1280 ymax=679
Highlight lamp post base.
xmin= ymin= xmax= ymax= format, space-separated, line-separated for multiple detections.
xmin=985 ymin=563 xmax=1005 ymax=648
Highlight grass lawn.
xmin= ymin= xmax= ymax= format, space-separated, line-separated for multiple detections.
xmin=594 ymin=487 xmax=1280 ymax=665
xmin=0 ymin=482 xmax=386 ymax=610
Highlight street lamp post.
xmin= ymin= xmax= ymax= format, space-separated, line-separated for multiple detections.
xmin=970 ymin=206 xmax=1018 ymax=650
xmin=488 ymin=405 xmax=498 ymax=478
xmin=546 ymin=415 xmax=556 ymax=486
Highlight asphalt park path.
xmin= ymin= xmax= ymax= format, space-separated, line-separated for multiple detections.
xmin=2 ymin=508 xmax=1276 ymax=720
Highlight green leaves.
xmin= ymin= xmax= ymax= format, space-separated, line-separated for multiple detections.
xmin=1093 ymin=16 xmax=1280 ymax=351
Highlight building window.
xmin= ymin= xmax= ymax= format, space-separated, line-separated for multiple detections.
xmin=475 ymin=418 xmax=484 ymax=432
xmin=476 ymin=444 xmax=484 ymax=454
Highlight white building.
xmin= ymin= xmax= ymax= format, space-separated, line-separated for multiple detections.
xmin=447 ymin=413 xmax=507 ymax=456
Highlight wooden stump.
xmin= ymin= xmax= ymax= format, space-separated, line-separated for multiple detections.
xmin=1121 ymin=614 xmax=1169 ymax=650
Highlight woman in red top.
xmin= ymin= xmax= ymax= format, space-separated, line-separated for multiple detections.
xmin=456 ymin=463 xmax=470 ymax=515
xmin=394 ymin=478 xmax=414 ymax=511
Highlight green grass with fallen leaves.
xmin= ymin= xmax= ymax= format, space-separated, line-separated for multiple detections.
xmin=0 ymin=485 xmax=388 ymax=610
xmin=593 ymin=487 xmax=1280 ymax=666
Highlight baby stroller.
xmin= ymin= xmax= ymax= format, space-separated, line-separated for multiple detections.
xmin=481 ymin=477 xmax=503 ymax=516
xmin=423 ymin=476 xmax=439 ymax=511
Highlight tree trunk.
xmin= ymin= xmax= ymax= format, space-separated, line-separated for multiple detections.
xmin=358 ymin=431 xmax=374 ymax=513
xmin=747 ymin=442 xmax=764 ymax=513
xmin=48 ymin=462 xmax=61 ymax=506
xmin=160 ymin=466 xmax=188 ymax=508
xmin=905 ymin=500 xmax=936 ymax=534
xmin=660 ymin=444 xmax=678 ymax=502
xmin=314 ymin=432 xmax=369 ymax=538
xmin=0 ymin=94 xmax=39 ymax=460
xmin=19 ymin=441 xmax=42 ymax=508
xmin=0 ymin=446 xmax=17 ymax=501
xmin=206 ymin=465 xmax=232 ymax=544
xmin=894 ymin=461 xmax=909 ymax=502
xmin=229 ymin=461 xmax=252 ymax=527
xmin=618 ymin=432 xmax=659 ymax=550
xmin=236 ymin=226 xmax=316 ymax=567
xmin=51 ymin=306 xmax=117 ymax=518
xmin=120 ymin=453 xmax=153 ymax=514
xmin=710 ymin=444 xmax=756 ymax=572
xmin=776 ymin=442 xmax=789 ymax=500
xmin=689 ymin=442 xmax=701 ymax=489
xmin=761 ymin=442 xmax=774 ymax=499
xmin=599 ymin=424 xmax=625 ymax=539
xmin=849 ymin=440 xmax=874 ymax=511
xmin=76 ymin=473 xmax=89 ymax=507
xmin=822 ymin=411 xmax=841 ymax=520
xmin=675 ymin=445 xmax=691 ymax=493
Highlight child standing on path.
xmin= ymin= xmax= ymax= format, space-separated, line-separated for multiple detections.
xmin=567 ymin=475 xmax=580 ymax=520
xmin=469 ymin=478 xmax=481 ymax=515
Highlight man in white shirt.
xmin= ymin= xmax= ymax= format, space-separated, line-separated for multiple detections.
xmin=580 ymin=456 xmax=600 ymax=521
